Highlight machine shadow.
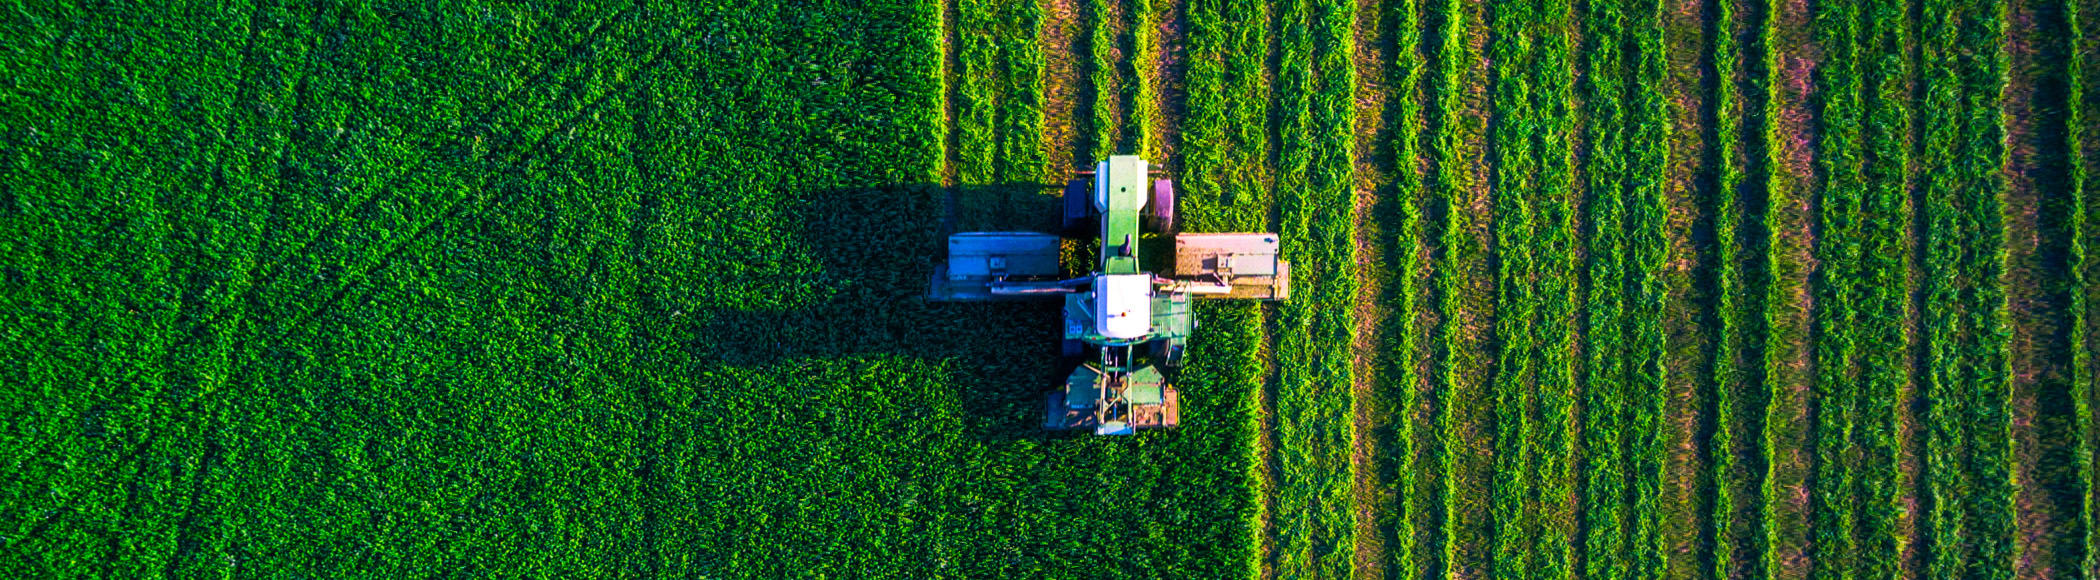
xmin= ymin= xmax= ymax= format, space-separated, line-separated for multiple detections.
xmin=685 ymin=182 xmax=1072 ymax=444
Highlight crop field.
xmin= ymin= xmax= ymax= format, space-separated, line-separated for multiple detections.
xmin=1 ymin=0 xmax=2095 ymax=578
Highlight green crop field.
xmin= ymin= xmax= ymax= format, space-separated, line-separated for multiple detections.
xmin=3 ymin=0 xmax=2095 ymax=578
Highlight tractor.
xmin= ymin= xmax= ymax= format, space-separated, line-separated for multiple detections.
xmin=929 ymin=155 xmax=1290 ymax=436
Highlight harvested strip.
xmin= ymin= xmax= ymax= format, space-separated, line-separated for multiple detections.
xmin=1756 ymin=0 xmax=1819 ymax=576
xmin=1430 ymin=0 xmax=1496 ymax=575
xmin=1707 ymin=0 xmax=1770 ymax=577
xmin=1382 ymin=0 xmax=1434 ymax=576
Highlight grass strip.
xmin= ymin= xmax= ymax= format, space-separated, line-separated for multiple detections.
xmin=1527 ymin=0 xmax=1581 ymax=577
xmin=1272 ymin=0 xmax=1361 ymax=575
xmin=1854 ymin=0 xmax=1915 ymax=573
xmin=1487 ymin=0 xmax=1540 ymax=576
xmin=1625 ymin=0 xmax=1673 ymax=575
xmin=1580 ymin=0 xmax=1633 ymax=574
xmin=1811 ymin=1 xmax=1864 ymax=576
xmin=1384 ymin=0 xmax=1431 ymax=575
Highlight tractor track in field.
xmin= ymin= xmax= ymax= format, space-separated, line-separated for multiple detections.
xmin=1661 ymin=0 xmax=1717 ymax=576
xmin=10 ymin=2 xmax=659 ymax=556
xmin=1899 ymin=0 xmax=1929 ymax=574
xmin=2001 ymin=0 xmax=2082 ymax=576
xmin=1149 ymin=0 xmax=1187 ymax=169
xmin=1349 ymin=0 xmax=1396 ymax=576
xmin=1257 ymin=0 xmax=1287 ymax=575
xmin=1761 ymin=0 xmax=1821 ymax=575
xmin=1043 ymin=0 xmax=1084 ymax=172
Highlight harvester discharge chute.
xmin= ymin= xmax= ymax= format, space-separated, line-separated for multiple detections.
xmin=929 ymin=155 xmax=1290 ymax=436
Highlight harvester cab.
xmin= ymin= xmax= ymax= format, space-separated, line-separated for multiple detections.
xmin=929 ymin=155 xmax=1290 ymax=436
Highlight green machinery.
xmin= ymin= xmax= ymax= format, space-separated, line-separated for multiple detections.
xmin=929 ymin=156 xmax=1290 ymax=436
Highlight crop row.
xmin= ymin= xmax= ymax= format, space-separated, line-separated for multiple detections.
xmin=1812 ymin=1 xmax=1865 ymax=576
xmin=1183 ymin=0 xmax=1286 ymax=576
xmin=1706 ymin=0 xmax=1760 ymax=576
xmin=1626 ymin=1 xmax=1671 ymax=575
xmin=1429 ymin=0 xmax=1494 ymax=576
xmin=2075 ymin=0 xmax=2100 ymax=574
xmin=1578 ymin=0 xmax=1632 ymax=575
xmin=1269 ymin=0 xmax=1361 ymax=577
xmin=1487 ymin=0 xmax=1541 ymax=574
xmin=1383 ymin=0 xmax=1431 ymax=576
xmin=1918 ymin=0 xmax=2018 ymax=575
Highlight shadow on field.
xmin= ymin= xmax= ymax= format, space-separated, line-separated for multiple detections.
xmin=684 ymin=182 xmax=1071 ymax=444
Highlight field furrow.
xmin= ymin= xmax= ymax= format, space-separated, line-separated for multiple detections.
xmin=1429 ymin=0 xmax=1495 ymax=575
xmin=1348 ymin=0 xmax=1400 ymax=575
xmin=1706 ymin=0 xmax=1770 ymax=577
xmin=1379 ymin=0 xmax=1436 ymax=576
xmin=1656 ymin=0 xmax=1714 ymax=574
xmin=2000 ymin=0 xmax=2085 ymax=576
xmin=1756 ymin=0 xmax=1820 ymax=576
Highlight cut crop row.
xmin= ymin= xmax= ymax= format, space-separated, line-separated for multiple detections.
xmin=1430 ymin=0 xmax=1495 ymax=575
xmin=1488 ymin=0 xmax=1541 ymax=574
xmin=1382 ymin=0 xmax=1433 ymax=576
xmin=1706 ymin=0 xmax=1765 ymax=576
xmin=1183 ymin=0 xmax=1282 ymax=575
xmin=1918 ymin=0 xmax=2016 ymax=574
xmin=1271 ymin=0 xmax=1360 ymax=575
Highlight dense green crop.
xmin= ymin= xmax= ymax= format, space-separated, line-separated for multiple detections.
xmin=1813 ymin=1 xmax=1865 ymax=576
xmin=1269 ymin=0 xmax=1359 ymax=576
xmin=7 ymin=0 xmax=2095 ymax=577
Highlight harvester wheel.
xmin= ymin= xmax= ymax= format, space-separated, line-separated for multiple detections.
xmin=1061 ymin=179 xmax=1095 ymax=235
xmin=1147 ymin=179 xmax=1175 ymax=232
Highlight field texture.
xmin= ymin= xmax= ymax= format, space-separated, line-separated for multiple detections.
xmin=3 ymin=0 xmax=2096 ymax=578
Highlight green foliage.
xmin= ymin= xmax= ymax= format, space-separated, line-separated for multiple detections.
xmin=1705 ymin=0 xmax=1754 ymax=574
xmin=1624 ymin=1 xmax=1671 ymax=576
xmin=1384 ymin=0 xmax=1431 ymax=576
xmin=1856 ymin=0 xmax=1915 ymax=572
xmin=1270 ymin=0 xmax=1359 ymax=576
xmin=2073 ymin=0 xmax=2100 ymax=573
xmin=0 ymin=1 xmax=1259 ymax=576
xmin=1487 ymin=0 xmax=1540 ymax=576
xmin=1580 ymin=0 xmax=1632 ymax=575
xmin=1812 ymin=1 xmax=1865 ymax=576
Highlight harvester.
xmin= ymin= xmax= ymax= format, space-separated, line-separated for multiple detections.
xmin=929 ymin=155 xmax=1290 ymax=436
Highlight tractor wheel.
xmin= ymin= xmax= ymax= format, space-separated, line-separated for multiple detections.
xmin=1061 ymin=178 xmax=1095 ymax=236
xmin=1147 ymin=179 xmax=1175 ymax=232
